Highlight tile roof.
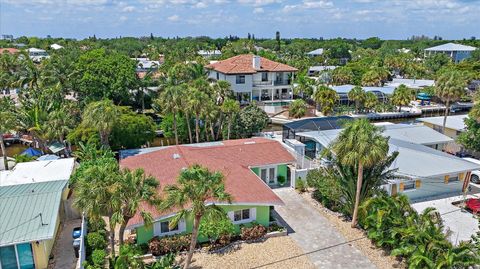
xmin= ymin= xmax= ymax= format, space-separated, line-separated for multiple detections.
xmin=120 ymin=138 xmax=295 ymax=228
xmin=0 ymin=48 xmax=19 ymax=54
xmin=205 ymin=54 xmax=298 ymax=74
xmin=0 ymin=180 xmax=67 ymax=246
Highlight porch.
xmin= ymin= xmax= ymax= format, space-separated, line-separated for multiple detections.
xmin=252 ymin=88 xmax=293 ymax=102
xmin=251 ymin=164 xmax=290 ymax=188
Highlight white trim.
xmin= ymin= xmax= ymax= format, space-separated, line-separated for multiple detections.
xmin=153 ymin=218 xmax=186 ymax=237
xmin=228 ymin=208 xmax=257 ymax=225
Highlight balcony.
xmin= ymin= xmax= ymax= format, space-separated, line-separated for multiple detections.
xmin=253 ymin=79 xmax=292 ymax=87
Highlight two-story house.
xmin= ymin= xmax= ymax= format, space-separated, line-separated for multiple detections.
xmin=205 ymin=54 xmax=298 ymax=104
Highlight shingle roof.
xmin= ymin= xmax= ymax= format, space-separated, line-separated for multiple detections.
xmin=0 ymin=180 xmax=67 ymax=246
xmin=425 ymin=43 xmax=477 ymax=52
xmin=205 ymin=54 xmax=298 ymax=74
xmin=120 ymin=138 xmax=295 ymax=228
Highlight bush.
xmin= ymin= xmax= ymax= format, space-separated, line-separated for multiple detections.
xmin=289 ymin=99 xmax=307 ymax=118
xmin=295 ymin=178 xmax=307 ymax=192
xmin=306 ymin=169 xmax=342 ymax=212
xmin=240 ymin=224 xmax=267 ymax=241
xmin=87 ymin=232 xmax=107 ymax=250
xmin=277 ymin=175 xmax=286 ymax=186
xmin=266 ymin=223 xmax=285 ymax=233
xmin=199 ymin=216 xmax=235 ymax=247
xmin=148 ymin=234 xmax=191 ymax=256
xmin=87 ymin=218 xmax=107 ymax=233
xmin=146 ymin=253 xmax=176 ymax=269
xmin=91 ymin=249 xmax=106 ymax=267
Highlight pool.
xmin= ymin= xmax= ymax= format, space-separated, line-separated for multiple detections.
xmin=264 ymin=101 xmax=291 ymax=107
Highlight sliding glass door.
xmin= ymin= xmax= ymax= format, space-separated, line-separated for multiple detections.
xmin=0 ymin=243 xmax=35 ymax=269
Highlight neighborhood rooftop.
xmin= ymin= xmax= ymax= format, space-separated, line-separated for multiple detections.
xmin=0 ymin=180 xmax=67 ymax=246
xmin=119 ymin=138 xmax=295 ymax=228
xmin=0 ymin=158 xmax=75 ymax=187
xmin=425 ymin=42 xmax=477 ymax=52
xmin=205 ymin=54 xmax=298 ymax=74
xmin=417 ymin=115 xmax=468 ymax=131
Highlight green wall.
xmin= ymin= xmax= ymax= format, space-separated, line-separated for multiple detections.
xmin=277 ymin=164 xmax=287 ymax=179
xmin=136 ymin=204 xmax=271 ymax=244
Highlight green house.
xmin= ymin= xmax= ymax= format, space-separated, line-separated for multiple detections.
xmin=120 ymin=138 xmax=295 ymax=244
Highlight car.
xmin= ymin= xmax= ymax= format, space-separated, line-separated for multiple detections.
xmin=463 ymin=157 xmax=480 ymax=184
xmin=72 ymin=227 xmax=82 ymax=239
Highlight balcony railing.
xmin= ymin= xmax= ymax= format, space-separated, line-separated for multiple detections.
xmin=253 ymin=80 xmax=291 ymax=87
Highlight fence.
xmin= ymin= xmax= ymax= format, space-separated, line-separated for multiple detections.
xmin=76 ymin=213 xmax=87 ymax=269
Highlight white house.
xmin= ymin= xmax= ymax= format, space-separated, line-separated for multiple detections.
xmin=306 ymin=48 xmax=324 ymax=57
xmin=424 ymin=43 xmax=477 ymax=63
xmin=27 ymin=48 xmax=49 ymax=62
xmin=198 ymin=50 xmax=222 ymax=58
xmin=205 ymin=54 xmax=298 ymax=104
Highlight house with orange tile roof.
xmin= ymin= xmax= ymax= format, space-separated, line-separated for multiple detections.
xmin=119 ymin=138 xmax=295 ymax=244
xmin=205 ymin=54 xmax=298 ymax=104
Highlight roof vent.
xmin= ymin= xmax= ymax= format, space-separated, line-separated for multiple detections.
xmin=253 ymin=55 xmax=261 ymax=69
xmin=244 ymin=141 xmax=256 ymax=145
xmin=173 ymin=153 xmax=181 ymax=159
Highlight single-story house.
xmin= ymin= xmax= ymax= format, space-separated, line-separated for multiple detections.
xmin=331 ymin=85 xmax=394 ymax=105
xmin=0 ymin=180 xmax=71 ymax=269
xmin=119 ymin=138 xmax=295 ymax=244
xmin=424 ymin=43 xmax=477 ymax=63
xmin=385 ymin=78 xmax=435 ymax=90
xmin=293 ymin=122 xmax=479 ymax=202
xmin=417 ymin=115 xmax=467 ymax=139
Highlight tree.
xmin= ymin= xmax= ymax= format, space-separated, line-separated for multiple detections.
xmin=313 ymin=85 xmax=338 ymax=116
xmin=212 ymin=80 xmax=233 ymax=106
xmin=45 ymin=104 xmax=79 ymax=155
xmin=112 ymin=168 xmax=160 ymax=246
xmin=364 ymin=92 xmax=378 ymax=113
xmin=293 ymin=73 xmax=314 ymax=98
xmin=161 ymin=164 xmax=232 ymax=269
xmin=434 ymin=70 xmax=467 ymax=132
xmin=221 ymin=99 xmax=240 ymax=140
xmin=425 ymin=53 xmax=451 ymax=74
xmin=156 ymin=85 xmax=184 ymax=145
xmin=331 ymin=66 xmax=353 ymax=85
xmin=289 ymin=99 xmax=307 ymax=118
xmin=231 ymin=103 xmax=269 ymax=138
xmin=330 ymin=119 xmax=389 ymax=227
xmin=110 ymin=109 xmax=156 ymax=150
xmin=361 ymin=70 xmax=383 ymax=86
xmin=275 ymin=31 xmax=281 ymax=51
xmin=188 ymin=88 xmax=209 ymax=143
xmin=458 ymin=104 xmax=480 ymax=152
xmin=348 ymin=86 xmax=366 ymax=114
xmin=0 ymin=107 xmax=16 ymax=170
xmin=391 ymin=84 xmax=414 ymax=112
xmin=81 ymin=99 xmax=120 ymax=147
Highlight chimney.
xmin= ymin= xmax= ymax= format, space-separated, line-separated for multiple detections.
xmin=253 ymin=55 xmax=261 ymax=69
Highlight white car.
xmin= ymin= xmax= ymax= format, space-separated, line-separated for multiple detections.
xmin=463 ymin=157 xmax=480 ymax=184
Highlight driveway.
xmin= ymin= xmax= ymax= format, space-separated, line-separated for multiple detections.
xmin=51 ymin=219 xmax=81 ymax=269
xmin=273 ymin=188 xmax=376 ymax=269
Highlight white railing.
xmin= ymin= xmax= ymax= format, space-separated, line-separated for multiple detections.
xmin=76 ymin=213 xmax=87 ymax=269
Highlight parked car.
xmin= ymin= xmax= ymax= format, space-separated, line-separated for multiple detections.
xmin=462 ymin=157 xmax=480 ymax=184
xmin=72 ymin=226 xmax=82 ymax=239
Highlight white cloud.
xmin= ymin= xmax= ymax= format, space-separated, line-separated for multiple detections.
xmin=195 ymin=1 xmax=208 ymax=8
xmin=238 ymin=0 xmax=280 ymax=7
xmin=282 ymin=0 xmax=333 ymax=12
xmin=167 ymin=14 xmax=180 ymax=21
xmin=122 ymin=6 xmax=136 ymax=12
xmin=253 ymin=7 xmax=264 ymax=13
xmin=119 ymin=15 xmax=128 ymax=22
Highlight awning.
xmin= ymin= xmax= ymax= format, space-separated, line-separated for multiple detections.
xmin=48 ymin=141 xmax=65 ymax=154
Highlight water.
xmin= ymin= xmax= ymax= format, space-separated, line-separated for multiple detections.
xmin=1 ymin=143 xmax=28 ymax=157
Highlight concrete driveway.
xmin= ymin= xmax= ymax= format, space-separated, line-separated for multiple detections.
xmin=51 ymin=219 xmax=81 ymax=269
xmin=273 ymin=188 xmax=376 ymax=269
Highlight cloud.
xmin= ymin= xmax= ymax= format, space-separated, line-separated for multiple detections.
xmin=167 ymin=14 xmax=180 ymax=21
xmin=122 ymin=6 xmax=136 ymax=12
xmin=195 ymin=1 xmax=208 ymax=8
xmin=238 ymin=0 xmax=280 ymax=6
xmin=253 ymin=7 xmax=264 ymax=13
xmin=283 ymin=0 xmax=333 ymax=12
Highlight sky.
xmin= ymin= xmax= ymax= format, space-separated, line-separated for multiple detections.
xmin=1 ymin=0 xmax=480 ymax=40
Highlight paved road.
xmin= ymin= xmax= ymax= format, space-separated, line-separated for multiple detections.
xmin=52 ymin=219 xmax=81 ymax=269
xmin=273 ymin=188 xmax=376 ymax=269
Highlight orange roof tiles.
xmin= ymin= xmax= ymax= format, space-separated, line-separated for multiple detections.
xmin=0 ymin=48 xmax=19 ymax=54
xmin=205 ymin=54 xmax=298 ymax=74
xmin=120 ymin=138 xmax=295 ymax=228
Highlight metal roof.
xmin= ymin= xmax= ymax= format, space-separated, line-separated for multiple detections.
xmin=297 ymin=126 xmax=479 ymax=178
xmin=425 ymin=43 xmax=477 ymax=52
xmin=0 ymin=180 xmax=67 ymax=246
xmin=385 ymin=78 xmax=435 ymax=89
xmin=381 ymin=124 xmax=453 ymax=145
xmin=331 ymin=84 xmax=396 ymax=95
xmin=307 ymin=48 xmax=324 ymax=55
xmin=0 ymin=158 xmax=75 ymax=187
xmin=283 ymin=116 xmax=352 ymax=132
xmin=417 ymin=115 xmax=467 ymax=131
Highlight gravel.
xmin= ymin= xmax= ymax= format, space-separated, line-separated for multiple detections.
xmin=177 ymin=236 xmax=315 ymax=269
xmin=300 ymin=191 xmax=406 ymax=269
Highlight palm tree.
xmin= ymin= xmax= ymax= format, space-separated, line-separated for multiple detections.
xmin=188 ymin=88 xmax=208 ymax=143
xmin=435 ymin=70 xmax=467 ymax=133
xmin=157 ymin=85 xmax=184 ymax=145
xmin=361 ymin=70 xmax=382 ymax=87
xmin=313 ymin=85 xmax=338 ymax=116
xmin=0 ymin=111 xmax=16 ymax=170
xmin=112 ymin=168 xmax=160 ymax=246
xmin=289 ymin=99 xmax=307 ymax=118
xmin=347 ymin=86 xmax=366 ymax=114
xmin=221 ymin=99 xmax=240 ymax=140
xmin=81 ymin=99 xmax=120 ymax=147
xmin=46 ymin=105 xmax=77 ymax=155
xmin=331 ymin=66 xmax=353 ymax=85
xmin=212 ymin=80 xmax=233 ymax=106
xmin=293 ymin=73 xmax=314 ymax=98
xmin=161 ymin=164 xmax=232 ymax=269
xmin=391 ymin=84 xmax=414 ymax=112
xmin=364 ymin=92 xmax=378 ymax=113
xmin=330 ymin=118 xmax=389 ymax=227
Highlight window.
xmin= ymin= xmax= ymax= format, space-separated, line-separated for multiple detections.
xmin=259 ymin=166 xmax=276 ymax=184
xmin=216 ymin=72 xmax=219 ymax=80
xmin=160 ymin=221 xmax=178 ymax=234
xmin=403 ymin=181 xmax=416 ymax=191
xmin=229 ymin=208 xmax=256 ymax=224
xmin=154 ymin=218 xmax=185 ymax=236
xmin=0 ymin=244 xmax=34 ymax=269
xmin=448 ymin=176 xmax=459 ymax=183
xmin=236 ymin=75 xmax=245 ymax=84
xmin=261 ymin=72 xmax=268 ymax=81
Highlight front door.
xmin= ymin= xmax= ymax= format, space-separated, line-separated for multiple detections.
xmin=260 ymin=167 xmax=276 ymax=185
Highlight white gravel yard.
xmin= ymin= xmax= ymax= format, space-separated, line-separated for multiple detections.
xmin=178 ymin=236 xmax=315 ymax=269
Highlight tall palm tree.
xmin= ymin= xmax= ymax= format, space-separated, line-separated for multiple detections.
xmin=361 ymin=70 xmax=382 ymax=87
xmin=46 ymin=105 xmax=78 ymax=155
xmin=157 ymin=85 xmax=184 ymax=145
xmin=187 ymin=88 xmax=208 ymax=143
xmin=161 ymin=164 xmax=232 ymax=269
xmin=81 ymin=99 xmax=120 ymax=147
xmin=435 ymin=70 xmax=467 ymax=133
xmin=293 ymin=73 xmax=314 ymax=98
xmin=0 ymin=111 xmax=16 ymax=170
xmin=331 ymin=66 xmax=353 ymax=85
xmin=391 ymin=84 xmax=414 ymax=112
xmin=112 ymin=168 xmax=160 ymax=246
xmin=313 ymin=85 xmax=338 ymax=116
xmin=330 ymin=118 xmax=389 ymax=227
xmin=212 ymin=80 xmax=233 ymax=105
xmin=348 ymin=86 xmax=366 ymax=114
xmin=364 ymin=92 xmax=378 ymax=113
xmin=221 ymin=99 xmax=240 ymax=140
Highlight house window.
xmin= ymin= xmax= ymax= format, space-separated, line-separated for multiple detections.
xmin=403 ymin=181 xmax=416 ymax=191
xmin=236 ymin=75 xmax=245 ymax=84
xmin=216 ymin=72 xmax=219 ymax=80
xmin=261 ymin=72 xmax=268 ymax=81
xmin=259 ymin=166 xmax=276 ymax=184
xmin=154 ymin=218 xmax=185 ymax=236
xmin=448 ymin=176 xmax=459 ymax=183
xmin=160 ymin=221 xmax=178 ymax=234
xmin=0 ymin=243 xmax=35 ymax=269
xmin=228 ymin=208 xmax=256 ymax=224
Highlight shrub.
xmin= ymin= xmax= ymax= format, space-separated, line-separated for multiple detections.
xmin=87 ymin=232 xmax=107 ymax=250
xmin=148 ymin=234 xmax=191 ymax=256
xmin=277 ymin=175 xmax=286 ymax=186
xmin=267 ymin=223 xmax=285 ymax=233
xmin=87 ymin=218 xmax=107 ymax=233
xmin=295 ymin=178 xmax=307 ymax=193
xmin=199 ymin=216 xmax=235 ymax=247
xmin=306 ymin=169 xmax=342 ymax=211
xmin=240 ymin=224 xmax=267 ymax=241
xmin=146 ymin=253 xmax=176 ymax=269
xmin=91 ymin=249 xmax=106 ymax=267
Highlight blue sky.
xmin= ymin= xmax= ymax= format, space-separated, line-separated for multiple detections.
xmin=1 ymin=0 xmax=480 ymax=39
